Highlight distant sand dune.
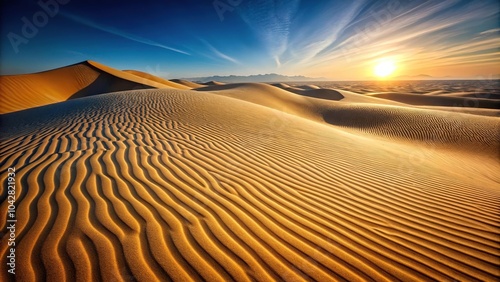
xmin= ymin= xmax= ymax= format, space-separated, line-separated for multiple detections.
xmin=297 ymin=85 xmax=321 ymax=90
xmin=336 ymin=90 xmax=407 ymax=105
xmin=203 ymin=81 xmax=226 ymax=86
xmin=321 ymin=103 xmax=500 ymax=156
xmin=272 ymin=83 xmax=344 ymax=101
xmin=170 ymin=79 xmax=205 ymax=89
xmin=197 ymin=82 xmax=326 ymax=121
xmin=1 ymin=88 xmax=499 ymax=281
xmin=415 ymin=106 xmax=500 ymax=117
xmin=271 ymin=82 xmax=292 ymax=88
xmin=425 ymin=91 xmax=500 ymax=99
xmin=369 ymin=92 xmax=500 ymax=109
xmin=196 ymin=83 xmax=499 ymax=153
xmin=123 ymin=70 xmax=190 ymax=90
xmin=296 ymin=88 xmax=344 ymax=100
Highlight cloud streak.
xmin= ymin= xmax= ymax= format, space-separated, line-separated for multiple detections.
xmin=237 ymin=0 xmax=301 ymax=66
xmin=479 ymin=28 xmax=500 ymax=35
xmin=284 ymin=0 xmax=369 ymax=66
xmin=199 ymin=39 xmax=241 ymax=64
xmin=60 ymin=12 xmax=190 ymax=56
xmin=283 ymin=0 xmax=500 ymax=79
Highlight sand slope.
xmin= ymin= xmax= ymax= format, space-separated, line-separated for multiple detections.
xmin=170 ymin=79 xmax=205 ymax=89
xmin=0 ymin=61 xmax=176 ymax=114
xmin=415 ymin=106 xmax=500 ymax=117
xmin=272 ymin=83 xmax=344 ymax=101
xmin=123 ymin=70 xmax=190 ymax=90
xmin=0 ymin=62 xmax=101 ymax=114
xmin=1 ymin=87 xmax=499 ymax=281
xmin=197 ymin=83 xmax=500 ymax=155
xmin=425 ymin=91 xmax=500 ymax=99
xmin=203 ymin=81 xmax=226 ymax=86
xmin=369 ymin=92 xmax=500 ymax=109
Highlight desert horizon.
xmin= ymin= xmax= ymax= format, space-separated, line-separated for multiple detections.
xmin=1 ymin=0 xmax=499 ymax=281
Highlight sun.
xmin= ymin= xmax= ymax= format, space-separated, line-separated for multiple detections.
xmin=374 ymin=59 xmax=397 ymax=78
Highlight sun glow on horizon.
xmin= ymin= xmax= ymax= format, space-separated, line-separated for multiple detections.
xmin=374 ymin=59 xmax=397 ymax=78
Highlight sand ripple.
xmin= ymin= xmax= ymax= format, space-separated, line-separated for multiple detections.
xmin=1 ymin=89 xmax=499 ymax=281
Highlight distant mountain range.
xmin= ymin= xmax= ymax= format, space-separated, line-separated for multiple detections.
xmin=184 ymin=73 xmax=327 ymax=83
xmin=184 ymin=73 xmax=500 ymax=83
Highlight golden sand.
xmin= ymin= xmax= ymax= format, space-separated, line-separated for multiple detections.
xmin=1 ymin=62 xmax=499 ymax=281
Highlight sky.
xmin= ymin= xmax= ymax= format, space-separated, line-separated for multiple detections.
xmin=1 ymin=0 xmax=499 ymax=80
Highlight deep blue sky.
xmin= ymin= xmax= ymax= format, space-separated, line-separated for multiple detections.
xmin=1 ymin=0 xmax=499 ymax=79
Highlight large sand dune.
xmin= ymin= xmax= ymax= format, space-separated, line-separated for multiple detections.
xmin=0 ymin=61 xmax=177 ymax=114
xmin=1 ymin=64 xmax=499 ymax=281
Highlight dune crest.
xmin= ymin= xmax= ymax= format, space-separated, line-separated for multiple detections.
xmin=123 ymin=70 xmax=190 ymax=90
xmin=203 ymin=80 xmax=226 ymax=86
xmin=272 ymin=83 xmax=344 ymax=101
xmin=170 ymin=79 xmax=205 ymax=89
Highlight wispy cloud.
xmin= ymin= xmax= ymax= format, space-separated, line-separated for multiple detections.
xmin=286 ymin=0 xmax=500 ymax=78
xmin=60 ymin=12 xmax=190 ymax=56
xmin=52 ymin=1 xmax=500 ymax=78
xmin=200 ymin=39 xmax=241 ymax=64
xmin=285 ymin=0 xmax=369 ymax=66
xmin=479 ymin=28 xmax=500 ymax=35
xmin=237 ymin=0 xmax=301 ymax=66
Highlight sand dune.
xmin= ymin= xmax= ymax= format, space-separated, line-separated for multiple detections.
xmin=0 ymin=61 xmax=102 ymax=114
xmin=123 ymin=70 xmax=190 ymax=90
xmin=415 ymin=106 xmax=500 ymax=117
xmin=321 ymin=103 xmax=500 ymax=156
xmin=294 ymin=88 xmax=344 ymax=100
xmin=170 ymin=79 xmax=205 ymax=89
xmin=271 ymin=82 xmax=292 ymax=88
xmin=84 ymin=61 xmax=176 ymax=89
xmin=272 ymin=83 xmax=405 ymax=105
xmin=196 ymin=83 xmax=500 ymax=153
xmin=1 ymin=65 xmax=499 ymax=281
xmin=335 ymin=90 xmax=407 ymax=105
xmin=271 ymin=83 xmax=305 ymax=92
xmin=203 ymin=81 xmax=226 ymax=86
xmin=369 ymin=92 xmax=500 ymax=109
xmin=0 ymin=61 xmax=176 ymax=114
xmin=297 ymin=84 xmax=321 ymax=90
xmin=425 ymin=91 xmax=500 ymax=99
xmin=197 ymin=83 xmax=327 ymax=121
xmin=272 ymin=83 xmax=344 ymax=101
